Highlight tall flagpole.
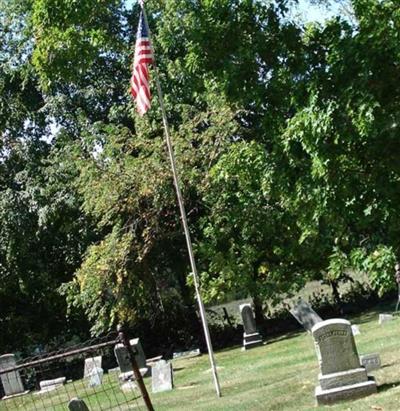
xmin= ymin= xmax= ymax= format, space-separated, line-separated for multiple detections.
xmin=139 ymin=2 xmax=222 ymax=398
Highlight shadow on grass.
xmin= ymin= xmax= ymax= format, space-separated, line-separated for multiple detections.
xmin=348 ymin=302 xmax=398 ymax=325
xmin=267 ymin=330 xmax=304 ymax=345
xmin=378 ymin=379 xmax=400 ymax=393
xmin=381 ymin=361 xmax=399 ymax=369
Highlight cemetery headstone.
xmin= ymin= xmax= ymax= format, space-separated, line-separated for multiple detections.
xmin=84 ymin=356 xmax=103 ymax=387
xmin=239 ymin=304 xmax=263 ymax=350
xmin=312 ymin=319 xmax=377 ymax=405
xmin=88 ymin=367 xmax=104 ymax=388
xmin=152 ymin=360 xmax=173 ymax=393
xmin=121 ymin=380 xmax=137 ymax=393
xmin=114 ymin=338 xmax=146 ymax=373
xmin=68 ymin=398 xmax=90 ymax=411
xmin=290 ymin=299 xmax=323 ymax=332
xmin=38 ymin=377 xmax=66 ymax=394
xmin=0 ymin=354 xmax=28 ymax=398
xmin=84 ymin=356 xmax=102 ymax=378
xmin=351 ymin=325 xmax=361 ymax=336
xmin=379 ymin=314 xmax=394 ymax=325
xmin=360 ymin=353 xmax=381 ymax=372
xmin=172 ymin=349 xmax=201 ymax=360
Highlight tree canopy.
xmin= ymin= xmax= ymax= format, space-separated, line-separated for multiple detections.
xmin=1 ymin=0 xmax=399 ymax=350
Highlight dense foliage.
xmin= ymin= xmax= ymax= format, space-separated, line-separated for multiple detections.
xmin=0 ymin=0 xmax=399 ymax=350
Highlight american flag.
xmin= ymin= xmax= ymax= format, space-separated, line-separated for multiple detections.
xmin=131 ymin=11 xmax=154 ymax=116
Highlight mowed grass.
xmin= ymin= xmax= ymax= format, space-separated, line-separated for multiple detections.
xmin=0 ymin=372 xmax=142 ymax=411
xmin=2 ymin=305 xmax=400 ymax=410
xmin=154 ymin=307 xmax=400 ymax=411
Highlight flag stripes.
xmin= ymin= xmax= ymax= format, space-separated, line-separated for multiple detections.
xmin=131 ymin=12 xmax=154 ymax=115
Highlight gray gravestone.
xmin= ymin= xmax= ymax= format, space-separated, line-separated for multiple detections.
xmin=351 ymin=325 xmax=361 ymax=336
xmin=360 ymin=353 xmax=381 ymax=372
xmin=312 ymin=319 xmax=377 ymax=405
xmin=84 ymin=356 xmax=102 ymax=378
xmin=290 ymin=300 xmax=323 ymax=332
xmin=379 ymin=314 xmax=394 ymax=325
xmin=84 ymin=356 xmax=103 ymax=387
xmin=239 ymin=304 xmax=263 ymax=350
xmin=114 ymin=338 xmax=146 ymax=373
xmin=172 ymin=349 xmax=200 ymax=360
xmin=0 ymin=354 xmax=27 ymax=398
xmin=152 ymin=360 xmax=173 ymax=393
xmin=68 ymin=398 xmax=90 ymax=411
xmin=38 ymin=377 xmax=66 ymax=394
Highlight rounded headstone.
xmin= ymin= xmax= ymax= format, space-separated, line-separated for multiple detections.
xmin=312 ymin=319 xmax=360 ymax=375
xmin=239 ymin=304 xmax=257 ymax=335
xmin=68 ymin=398 xmax=90 ymax=411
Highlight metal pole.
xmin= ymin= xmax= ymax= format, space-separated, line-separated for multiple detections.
xmin=140 ymin=4 xmax=221 ymax=398
xmin=118 ymin=325 xmax=155 ymax=411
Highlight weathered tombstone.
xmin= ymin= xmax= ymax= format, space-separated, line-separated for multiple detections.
xmin=360 ymin=353 xmax=381 ymax=372
xmin=84 ymin=356 xmax=102 ymax=378
xmin=68 ymin=398 xmax=90 ymax=411
xmin=351 ymin=324 xmax=361 ymax=336
xmin=290 ymin=299 xmax=323 ymax=332
xmin=88 ymin=368 xmax=104 ymax=388
xmin=172 ymin=349 xmax=201 ymax=360
xmin=38 ymin=377 xmax=66 ymax=394
xmin=114 ymin=338 xmax=146 ymax=372
xmin=114 ymin=338 xmax=149 ymax=381
xmin=379 ymin=314 xmax=394 ymax=324
xmin=239 ymin=304 xmax=263 ymax=350
xmin=39 ymin=377 xmax=66 ymax=389
xmin=312 ymin=319 xmax=377 ymax=405
xmin=152 ymin=360 xmax=173 ymax=393
xmin=83 ymin=356 xmax=103 ymax=387
xmin=0 ymin=354 xmax=28 ymax=398
xmin=121 ymin=380 xmax=137 ymax=393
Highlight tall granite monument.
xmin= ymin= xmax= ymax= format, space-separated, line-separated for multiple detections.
xmin=312 ymin=319 xmax=377 ymax=405
xmin=239 ymin=303 xmax=263 ymax=350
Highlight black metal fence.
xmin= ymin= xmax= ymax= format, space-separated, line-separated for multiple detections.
xmin=0 ymin=332 xmax=150 ymax=411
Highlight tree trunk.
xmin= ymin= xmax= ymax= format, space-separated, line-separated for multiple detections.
xmin=252 ymin=294 xmax=265 ymax=326
xmin=330 ymin=280 xmax=343 ymax=315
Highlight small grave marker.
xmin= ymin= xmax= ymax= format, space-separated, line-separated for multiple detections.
xmin=68 ymin=398 xmax=89 ymax=411
xmin=239 ymin=304 xmax=263 ymax=350
xmin=152 ymin=360 xmax=173 ymax=393
xmin=38 ymin=377 xmax=66 ymax=394
xmin=172 ymin=349 xmax=200 ymax=360
xmin=84 ymin=356 xmax=102 ymax=378
xmin=379 ymin=314 xmax=394 ymax=325
xmin=84 ymin=356 xmax=103 ymax=387
xmin=360 ymin=353 xmax=381 ymax=372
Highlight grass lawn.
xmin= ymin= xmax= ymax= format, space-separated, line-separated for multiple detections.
xmin=2 ymin=303 xmax=400 ymax=410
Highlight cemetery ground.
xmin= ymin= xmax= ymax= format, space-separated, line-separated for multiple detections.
xmin=3 ymin=302 xmax=400 ymax=411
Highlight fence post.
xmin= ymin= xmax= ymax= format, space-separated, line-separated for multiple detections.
xmin=117 ymin=325 xmax=155 ymax=411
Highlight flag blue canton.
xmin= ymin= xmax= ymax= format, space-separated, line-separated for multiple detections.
xmin=137 ymin=13 xmax=149 ymax=39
